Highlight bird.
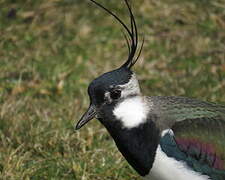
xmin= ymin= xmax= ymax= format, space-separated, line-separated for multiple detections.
xmin=75 ymin=0 xmax=225 ymax=179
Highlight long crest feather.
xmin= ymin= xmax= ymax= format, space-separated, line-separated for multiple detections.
xmin=89 ymin=0 xmax=143 ymax=69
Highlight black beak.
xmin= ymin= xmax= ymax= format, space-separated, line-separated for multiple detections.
xmin=75 ymin=104 xmax=97 ymax=130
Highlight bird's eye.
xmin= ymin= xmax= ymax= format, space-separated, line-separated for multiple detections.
xmin=110 ymin=89 xmax=121 ymax=100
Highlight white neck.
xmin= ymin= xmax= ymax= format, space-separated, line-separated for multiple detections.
xmin=143 ymin=146 xmax=210 ymax=180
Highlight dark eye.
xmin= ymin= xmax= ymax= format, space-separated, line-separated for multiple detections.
xmin=110 ymin=89 xmax=121 ymax=100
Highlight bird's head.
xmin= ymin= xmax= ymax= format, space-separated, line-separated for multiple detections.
xmin=75 ymin=0 xmax=144 ymax=130
xmin=75 ymin=67 xmax=141 ymax=129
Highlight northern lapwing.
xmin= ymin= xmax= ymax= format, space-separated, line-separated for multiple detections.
xmin=75 ymin=0 xmax=225 ymax=179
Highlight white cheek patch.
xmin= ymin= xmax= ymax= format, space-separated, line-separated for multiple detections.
xmin=113 ymin=97 xmax=148 ymax=129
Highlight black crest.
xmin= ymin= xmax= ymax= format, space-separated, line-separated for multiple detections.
xmin=89 ymin=0 xmax=144 ymax=69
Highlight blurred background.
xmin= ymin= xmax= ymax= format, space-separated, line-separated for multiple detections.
xmin=0 ymin=0 xmax=225 ymax=179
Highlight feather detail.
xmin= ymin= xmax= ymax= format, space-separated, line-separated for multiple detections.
xmin=146 ymin=96 xmax=225 ymax=129
xmin=89 ymin=0 xmax=143 ymax=70
xmin=146 ymin=96 xmax=225 ymax=179
xmin=160 ymin=131 xmax=225 ymax=180
xmin=175 ymin=138 xmax=224 ymax=170
xmin=172 ymin=117 xmax=225 ymax=171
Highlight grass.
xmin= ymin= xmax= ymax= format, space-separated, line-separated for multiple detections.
xmin=0 ymin=0 xmax=225 ymax=179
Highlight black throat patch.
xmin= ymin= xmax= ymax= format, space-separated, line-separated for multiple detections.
xmin=99 ymin=108 xmax=160 ymax=176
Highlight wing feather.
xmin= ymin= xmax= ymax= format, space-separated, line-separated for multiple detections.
xmin=148 ymin=96 xmax=225 ymax=178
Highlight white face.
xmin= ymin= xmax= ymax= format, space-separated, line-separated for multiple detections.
xmin=105 ymin=73 xmax=151 ymax=129
xmin=104 ymin=73 xmax=141 ymax=104
xmin=118 ymin=73 xmax=141 ymax=98
xmin=102 ymin=74 xmax=147 ymax=129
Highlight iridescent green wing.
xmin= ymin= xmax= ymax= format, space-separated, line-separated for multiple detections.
xmin=158 ymin=97 xmax=225 ymax=179
xmin=172 ymin=117 xmax=225 ymax=170
xmin=153 ymin=97 xmax=225 ymax=177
